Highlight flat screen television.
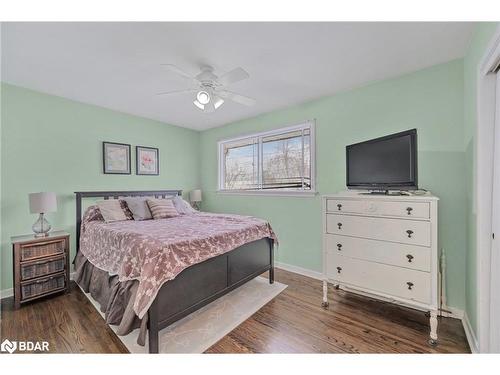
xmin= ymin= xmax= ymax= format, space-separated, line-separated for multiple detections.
xmin=346 ymin=129 xmax=418 ymax=191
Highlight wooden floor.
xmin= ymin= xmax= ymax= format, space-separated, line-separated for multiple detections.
xmin=1 ymin=268 xmax=470 ymax=353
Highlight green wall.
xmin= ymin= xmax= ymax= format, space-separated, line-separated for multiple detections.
xmin=0 ymin=83 xmax=200 ymax=291
xmin=2 ymin=26 xmax=498 ymax=322
xmin=200 ymin=60 xmax=467 ymax=310
xmin=463 ymin=22 xmax=499 ymax=336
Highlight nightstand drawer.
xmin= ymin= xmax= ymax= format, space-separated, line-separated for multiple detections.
xmin=21 ymin=254 xmax=66 ymax=281
xmin=21 ymin=272 xmax=66 ymax=300
xmin=20 ymin=239 xmax=65 ymax=261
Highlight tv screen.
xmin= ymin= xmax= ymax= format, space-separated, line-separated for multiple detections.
xmin=346 ymin=129 xmax=417 ymax=190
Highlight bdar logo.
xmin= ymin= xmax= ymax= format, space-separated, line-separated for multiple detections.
xmin=1 ymin=339 xmax=17 ymax=354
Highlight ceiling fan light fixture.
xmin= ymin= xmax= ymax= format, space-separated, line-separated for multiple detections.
xmin=193 ymin=99 xmax=205 ymax=110
xmin=214 ymin=97 xmax=224 ymax=109
xmin=196 ymin=90 xmax=210 ymax=105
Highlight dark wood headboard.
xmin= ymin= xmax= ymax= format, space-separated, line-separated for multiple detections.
xmin=74 ymin=190 xmax=182 ymax=253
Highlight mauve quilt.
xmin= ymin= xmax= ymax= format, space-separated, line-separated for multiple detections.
xmin=79 ymin=206 xmax=277 ymax=318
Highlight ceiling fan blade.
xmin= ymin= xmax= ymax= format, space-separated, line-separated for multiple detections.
xmin=217 ymin=90 xmax=256 ymax=106
xmin=156 ymin=88 xmax=196 ymax=96
xmin=218 ymin=67 xmax=249 ymax=86
xmin=161 ymin=64 xmax=195 ymax=80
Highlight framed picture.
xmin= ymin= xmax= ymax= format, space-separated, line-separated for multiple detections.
xmin=103 ymin=141 xmax=131 ymax=174
xmin=136 ymin=146 xmax=159 ymax=175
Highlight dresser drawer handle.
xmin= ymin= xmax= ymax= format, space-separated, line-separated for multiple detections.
xmin=336 ymin=267 xmax=342 ymax=274
xmin=337 ymin=223 xmax=342 ymax=230
xmin=337 ymin=243 xmax=342 ymax=251
xmin=407 ymin=282 xmax=414 ymax=290
xmin=337 ymin=203 xmax=342 ymax=211
xmin=406 ymin=229 xmax=414 ymax=238
xmin=406 ymin=254 xmax=414 ymax=263
xmin=406 ymin=207 xmax=413 ymax=215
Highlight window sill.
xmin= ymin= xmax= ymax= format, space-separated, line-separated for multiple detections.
xmin=216 ymin=190 xmax=318 ymax=197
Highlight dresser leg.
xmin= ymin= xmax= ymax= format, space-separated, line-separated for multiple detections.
xmin=428 ymin=310 xmax=438 ymax=346
xmin=321 ymin=280 xmax=329 ymax=308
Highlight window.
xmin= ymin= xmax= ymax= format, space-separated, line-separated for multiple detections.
xmin=218 ymin=121 xmax=315 ymax=194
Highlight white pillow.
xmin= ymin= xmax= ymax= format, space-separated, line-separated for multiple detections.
xmin=96 ymin=200 xmax=128 ymax=222
xmin=172 ymin=196 xmax=196 ymax=214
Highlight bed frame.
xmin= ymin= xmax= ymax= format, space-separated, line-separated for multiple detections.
xmin=74 ymin=190 xmax=274 ymax=353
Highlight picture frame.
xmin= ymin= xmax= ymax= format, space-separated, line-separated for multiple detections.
xmin=102 ymin=141 xmax=131 ymax=174
xmin=136 ymin=146 xmax=159 ymax=175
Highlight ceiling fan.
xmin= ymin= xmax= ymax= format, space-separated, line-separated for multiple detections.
xmin=157 ymin=64 xmax=256 ymax=113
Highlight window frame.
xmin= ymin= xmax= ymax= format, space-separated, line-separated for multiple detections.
xmin=217 ymin=120 xmax=317 ymax=196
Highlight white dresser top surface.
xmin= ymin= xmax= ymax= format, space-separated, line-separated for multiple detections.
xmin=323 ymin=190 xmax=439 ymax=201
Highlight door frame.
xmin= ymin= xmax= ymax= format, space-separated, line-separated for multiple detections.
xmin=477 ymin=24 xmax=500 ymax=353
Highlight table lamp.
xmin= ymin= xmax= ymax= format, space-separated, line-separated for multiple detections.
xmin=189 ymin=189 xmax=202 ymax=211
xmin=29 ymin=192 xmax=57 ymax=237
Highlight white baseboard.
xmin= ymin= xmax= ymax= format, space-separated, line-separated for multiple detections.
xmin=440 ymin=305 xmax=464 ymax=320
xmin=462 ymin=311 xmax=479 ymax=353
xmin=0 ymin=272 xmax=76 ymax=300
xmin=275 ymin=261 xmax=323 ymax=280
xmin=0 ymin=288 xmax=13 ymax=299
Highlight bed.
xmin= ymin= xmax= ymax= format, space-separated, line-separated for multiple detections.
xmin=74 ymin=190 xmax=276 ymax=353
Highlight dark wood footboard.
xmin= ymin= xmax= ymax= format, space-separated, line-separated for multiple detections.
xmin=148 ymin=237 xmax=274 ymax=353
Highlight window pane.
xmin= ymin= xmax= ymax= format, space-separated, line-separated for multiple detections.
xmin=223 ymin=137 xmax=258 ymax=190
xmin=262 ymin=129 xmax=311 ymax=190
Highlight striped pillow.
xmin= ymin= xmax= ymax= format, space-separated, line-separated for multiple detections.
xmin=147 ymin=198 xmax=179 ymax=219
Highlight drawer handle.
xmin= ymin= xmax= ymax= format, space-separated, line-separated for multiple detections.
xmin=337 ymin=222 xmax=343 ymax=230
xmin=407 ymin=281 xmax=414 ymax=290
xmin=406 ymin=207 xmax=413 ymax=215
xmin=35 ymin=276 xmax=55 ymax=284
xmin=336 ymin=267 xmax=342 ymax=274
xmin=406 ymin=254 xmax=414 ymax=263
xmin=24 ymin=256 xmax=64 ymax=267
xmin=406 ymin=229 xmax=414 ymax=238
xmin=337 ymin=203 xmax=342 ymax=211
xmin=337 ymin=243 xmax=342 ymax=251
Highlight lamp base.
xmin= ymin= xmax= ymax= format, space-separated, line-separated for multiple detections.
xmin=32 ymin=213 xmax=51 ymax=237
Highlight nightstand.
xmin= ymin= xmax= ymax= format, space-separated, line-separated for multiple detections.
xmin=11 ymin=231 xmax=70 ymax=309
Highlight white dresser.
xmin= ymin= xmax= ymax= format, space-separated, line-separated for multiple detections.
xmin=322 ymin=191 xmax=439 ymax=345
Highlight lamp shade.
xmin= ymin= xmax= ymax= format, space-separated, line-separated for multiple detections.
xmin=29 ymin=192 xmax=57 ymax=214
xmin=189 ymin=189 xmax=202 ymax=203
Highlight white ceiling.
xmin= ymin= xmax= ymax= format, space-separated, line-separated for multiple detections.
xmin=1 ymin=22 xmax=475 ymax=131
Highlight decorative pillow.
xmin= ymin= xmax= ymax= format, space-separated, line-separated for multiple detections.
xmin=121 ymin=197 xmax=153 ymax=220
xmin=172 ymin=196 xmax=196 ymax=214
xmin=147 ymin=198 xmax=179 ymax=219
xmin=96 ymin=200 xmax=128 ymax=222
xmin=119 ymin=200 xmax=134 ymax=220
xmin=82 ymin=205 xmax=104 ymax=223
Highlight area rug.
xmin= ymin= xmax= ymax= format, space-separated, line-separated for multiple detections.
xmin=80 ymin=276 xmax=287 ymax=353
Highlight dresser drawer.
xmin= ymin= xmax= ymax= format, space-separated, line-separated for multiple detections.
xmin=326 ymin=254 xmax=431 ymax=304
xmin=326 ymin=199 xmax=429 ymax=219
xmin=21 ymin=272 xmax=66 ymax=301
xmin=20 ymin=239 xmax=65 ymax=261
xmin=325 ymin=234 xmax=431 ymax=272
xmin=21 ymin=254 xmax=66 ymax=281
xmin=326 ymin=214 xmax=431 ymax=246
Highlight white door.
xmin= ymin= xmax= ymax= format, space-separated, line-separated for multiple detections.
xmin=490 ymin=71 xmax=500 ymax=353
